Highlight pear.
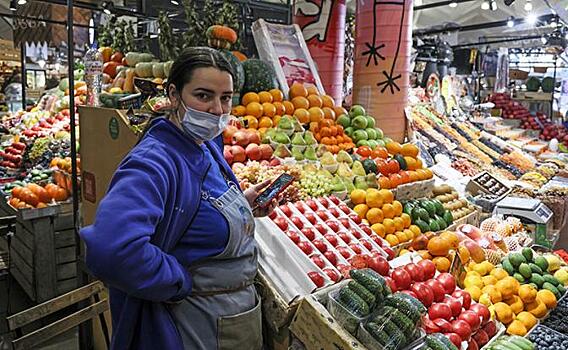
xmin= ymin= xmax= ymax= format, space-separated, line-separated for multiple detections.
xmin=274 ymin=132 xmax=291 ymax=144
xmin=274 ymin=144 xmax=292 ymax=158
xmin=304 ymin=131 xmax=317 ymax=145
xmin=342 ymin=177 xmax=355 ymax=192
xmin=291 ymin=147 xmax=305 ymax=161
xmin=316 ymin=144 xmax=328 ymax=158
xmin=291 ymin=133 xmax=307 ymax=146
xmin=336 ymin=150 xmax=353 ymax=164
xmin=303 ymin=163 xmax=318 ymax=173
xmin=354 ymin=176 xmax=369 ymax=190
xmin=337 ymin=163 xmax=353 ymax=178
xmin=318 ymin=169 xmax=334 ymax=179
xmin=332 ymin=175 xmax=346 ymax=192
xmin=304 ymin=146 xmax=318 ymax=161
xmin=278 ymin=115 xmax=293 ymax=129
xmin=320 ymin=151 xmax=337 ymax=165
xmin=292 ymin=118 xmax=304 ymax=132
xmin=366 ymin=174 xmax=378 ymax=188
xmin=352 ymin=160 xmax=366 ymax=177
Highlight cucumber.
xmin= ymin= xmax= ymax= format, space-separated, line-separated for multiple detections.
xmin=338 ymin=287 xmax=370 ymax=316
xmin=393 ymin=292 xmax=426 ymax=313
xmin=348 ymin=281 xmax=376 ymax=308
xmin=365 ymin=322 xmax=391 ymax=346
xmin=350 ymin=269 xmax=385 ymax=296
xmin=508 ymin=335 xmax=535 ymax=350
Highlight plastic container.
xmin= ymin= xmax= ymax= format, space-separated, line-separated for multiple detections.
xmin=327 ymin=289 xmax=368 ymax=335
xmin=358 ymin=322 xmax=425 ymax=350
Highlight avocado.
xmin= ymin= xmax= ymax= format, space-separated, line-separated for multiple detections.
xmin=431 ymin=199 xmax=445 ymax=216
xmin=443 ymin=211 xmax=453 ymax=226
xmin=421 ymin=201 xmax=437 ymax=217
xmin=362 ymin=158 xmax=377 ymax=174
xmin=513 ymin=273 xmax=525 ymax=283
xmin=403 ymin=203 xmax=414 ymax=216
xmin=394 ymin=154 xmax=407 ymax=171
xmin=522 ymin=247 xmax=534 ymax=263
xmin=416 ymin=208 xmax=430 ymax=222
xmin=530 ymin=273 xmax=545 ymax=288
xmin=509 ymin=253 xmax=527 ymax=269
xmin=428 ymin=218 xmax=440 ymax=232
xmin=535 ymin=256 xmax=549 ymax=272
xmin=519 ymin=263 xmax=532 ymax=279
xmin=542 ymin=282 xmax=560 ymax=298
xmin=529 ymin=263 xmax=543 ymax=275
xmin=416 ymin=219 xmax=430 ymax=234
xmin=543 ymin=274 xmax=560 ymax=287
xmin=502 ymin=258 xmax=515 ymax=276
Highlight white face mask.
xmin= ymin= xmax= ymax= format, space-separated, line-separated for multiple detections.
xmin=178 ymin=100 xmax=230 ymax=142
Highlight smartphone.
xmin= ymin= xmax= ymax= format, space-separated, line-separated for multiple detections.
xmin=254 ymin=173 xmax=295 ymax=209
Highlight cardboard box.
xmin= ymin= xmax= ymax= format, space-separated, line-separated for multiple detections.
xmin=78 ymin=107 xmax=140 ymax=226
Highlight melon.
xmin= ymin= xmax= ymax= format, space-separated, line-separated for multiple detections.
xmin=241 ymin=59 xmax=278 ymax=94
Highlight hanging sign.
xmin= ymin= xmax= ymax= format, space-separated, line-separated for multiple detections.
xmin=13 ymin=2 xmax=52 ymax=46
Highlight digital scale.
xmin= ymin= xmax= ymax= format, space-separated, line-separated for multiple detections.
xmin=494 ymin=196 xmax=555 ymax=248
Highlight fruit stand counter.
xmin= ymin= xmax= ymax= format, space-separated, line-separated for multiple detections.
xmin=1 ymin=200 xmax=77 ymax=303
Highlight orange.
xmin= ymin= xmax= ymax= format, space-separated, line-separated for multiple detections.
xmin=423 ymin=168 xmax=433 ymax=179
xmin=307 ymin=95 xmax=323 ymax=108
xmin=269 ymin=88 xmax=284 ymax=102
xmin=403 ymin=229 xmax=414 ymax=241
xmin=392 ymin=201 xmax=403 ymax=216
xmin=273 ymin=102 xmax=285 ymax=116
xmin=378 ymin=177 xmax=391 ymax=189
xmin=409 ymin=225 xmax=421 ymax=237
xmin=401 ymin=213 xmax=412 ymax=228
xmin=232 ymin=105 xmax=246 ymax=116
xmin=273 ymin=115 xmax=282 ymax=126
xmin=306 ymin=85 xmax=319 ymax=95
xmin=386 ymin=141 xmax=403 ymax=155
xmin=261 ymin=102 xmax=276 ymax=117
xmin=243 ymin=115 xmax=258 ymax=129
xmin=289 ymin=83 xmax=308 ymax=98
xmin=408 ymin=171 xmax=420 ymax=182
xmin=395 ymin=231 xmax=407 ymax=243
xmin=246 ymin=102 xmax=263 ymax=118
xmin=291 ymin=96 xmax=310 ymax=110
xmin=308 ymin=107 xmax=324 ymax=123
xmin=258 ymin=91 xmax=273 ymax=104
xmin=371 ymin=223 xmax=386 ymax=238
xmin=433 ymin=256 xmax=451 ymax=272
xmin=378 ymin=189 xmax=394 ymax=204
xmin=294 ymin=108 xmax=310 ymax=124
xmin=405 ymin=157 xmax=417 ymax=171
xmin=353 ymin=203 xmax=369 ymax=219
xmin=393 ymin=217 xmax=404 ymax=232
xmin=415 ymin=158 xmax=423 ymax=169
xmin=385 ymin=234 xmax=399 ymax=246
xmin=350 ymin=189 xmax=367 ymax=205
xmin=382 ymin=203 xmax=395 ymax=219
xmin=333 ymin=106 xmax=348 ymax=117
xmin=322 ymin=95 xmax=335 ymax=108
xmin=365 ymin=188 xmax=384 ymax=208
xmin=258 ymin=117 xmax=273 ymax=129
xmin=366 ymin=208 xmax=384 ymax=225
xmin=322 ymin=107 xmax=336 ymax=120
xmin=401 ymin=143 xmax=419 ymax=158
xmin=242 ymin=92 xmax=260 ymax=105
xmin=383 ymin=218 xmax=395 ymax=234
xmin=282 ymin=101 xmax=295 ymax=115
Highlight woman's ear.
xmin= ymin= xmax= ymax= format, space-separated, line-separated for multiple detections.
xmin=168 ymin=85 xmax=178 ymax=107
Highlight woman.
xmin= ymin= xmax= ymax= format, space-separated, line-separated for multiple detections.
xmin=80 ymin=47 xmax=274 ymax=350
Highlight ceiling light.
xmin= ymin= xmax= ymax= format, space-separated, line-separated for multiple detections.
xmin=490 ymin=0 xmax=497 ymax=10
xmin=507 ymin=17 xmax=515 ymax=27
xmin=17 ymin=0 xmax=26 ymax=4
xmin=541 ymin=36 xmax=547 ymax=44
xmin=524 ymin=0 xmax=532 ymax=11
xmin=9 ymin=0 xmax=16 ymax=11
xmin=481 ymin=0 xmax=490 ymax=10
xmin=102 ymin=1 xmax=113 ymax=15
xmin=526 ymin=13 xmax=537 ymax=25
xmin=449 ymin=1 xmax=457 ymax=7
xmin=149 ymin=34 xmax=158 ymax=39
xmin=170 ymin=0 xmax=179 ymax=4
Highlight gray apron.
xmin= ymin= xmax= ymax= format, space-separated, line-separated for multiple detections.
xmin=169 ymin=183 xmax=262 ymax=350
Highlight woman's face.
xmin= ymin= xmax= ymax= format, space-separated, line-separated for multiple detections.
xmin=171 ymin=67 xmax=233 ymax=116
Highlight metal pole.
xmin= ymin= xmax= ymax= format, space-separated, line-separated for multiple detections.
xmin=552 ymin=54 xmax=557 ymax=119
xmin=20 ymin=44 xmax=26 ymax=111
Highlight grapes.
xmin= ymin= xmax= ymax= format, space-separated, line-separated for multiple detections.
xmin=233 ymin=161 xmax=303 ymax=202
xmin=298 ymin=172 xmax=333 ymax=199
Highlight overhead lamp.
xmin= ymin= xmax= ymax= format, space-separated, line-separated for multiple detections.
xmin=449 ymin=1 xmax=457 ymax=7
xmin=490 ymin=0 xmax=497 ymax=10
xmin=9 ymin=0 xmax=16 ymax=11
xmin=541 ymin=35 xmax=548 ymax=44
xmin=170 ymin=0 xmax=179 ymax=4
xmin=481 ymin=0 xmax=490 ymax=10
xmin=524 ymin=0 xmax=532 ymax=11
xmin=17 ymin=0 xmax=26 ymax=4
xmin=101 ymin=1 xmax=113 ymax=15
xmin=526 ymin=13 xmax=537 ymax=25
xmin=507 ymin=17 xmax=515 ymax=27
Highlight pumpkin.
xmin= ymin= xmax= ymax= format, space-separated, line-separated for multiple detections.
xmin=135 ymin=62 xmax=154 ymax=78
xmin=206 ymin=25 xmax=237 ymax=49
xmin=111 ymin=52 xmax=124 ymax=63
xmin=103 ymin=61 xmax=121 ymax=79
xmin=152 ymin=63 xmax=165 ymax=79
xmin=164 ymin=61 xmax=173 ymax=78
xmin=125 ymin=52 xmax=154 ymax=67
xmin=427 ymin=235 xmax=450 ymax=256
xmin=231 ymin=50 xmax=247 ymax=62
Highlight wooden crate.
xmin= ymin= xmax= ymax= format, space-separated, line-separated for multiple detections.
xmin=6 ymin=202 xmax=77 ymax=303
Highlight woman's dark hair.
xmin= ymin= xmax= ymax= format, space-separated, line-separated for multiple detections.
xmin=166 ymin=47 xmax=234 ymax=92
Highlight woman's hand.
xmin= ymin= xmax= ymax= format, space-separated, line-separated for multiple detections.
xmin=244 ymin=179 xmax=278 ymax=217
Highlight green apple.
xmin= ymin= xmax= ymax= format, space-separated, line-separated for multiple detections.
xmin=351 ymin=116 xmax=368 ymax=129
xmin=337 ymin=115 xmax=351 ymax=128
xmin=349 ymin=105 xmax=366 ymax=118
xmin=357 ymin=140 xmax=370 ymax=147
xmin=344 ymin=126 xmax=354 ymax=136
xmin=353 ymin=129 xmax=369 ymax=141
xmin=375 ymin=127 xmax=384 ymax=139
xmin=365 ymin=116 xmax=375 ymax=128
xmin=366 ymin=128 xmax=378 ymax=140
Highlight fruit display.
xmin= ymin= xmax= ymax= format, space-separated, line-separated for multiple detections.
xmin=432 ymin=184 xmax=477 ymax=221
xmin=350 ymin=188 xmax=422 ymax=247
xmin=402 ymin=198 xmax=454 ymax=234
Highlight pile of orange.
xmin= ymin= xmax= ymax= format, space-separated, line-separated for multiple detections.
xmin=232 ymin=89 xmax=289 ymax=135
xmin=350 ymin=188 xmax=423 ymax=247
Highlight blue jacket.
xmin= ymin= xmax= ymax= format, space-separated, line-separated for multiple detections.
xmin=80 ymin=118 xmax=239 ymax=349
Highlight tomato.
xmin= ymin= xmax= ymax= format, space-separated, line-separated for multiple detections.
xmin=367 ymin=255 xmax=390 ymax=276
xmin=428 ymin=303 xmax=453 ymax=321
xmin=451 ymin=319 xmax=472 ymax=341
xmin=453 ymin=289 xmax=472 ymax=310
xmin=357 ymin=146 xmax=372 ymax=158
xmin=391 ymin=267 xmax=412 ymax=290
xmin=418 ymin=259 xmax=437 ymax=280
xmin=437 ymin=273 xmax=457 ymax=294
xmin=425 ymin=279 xmax=447 ymax=302
xmin=404 ymin=263 xmax=425 ymax=282
xmin=458 ymin=310 xmax=481 ymax=331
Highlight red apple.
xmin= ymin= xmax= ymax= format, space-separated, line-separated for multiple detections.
xmin=313 ymin=239 xmax=327 ymax=253
xmin=417 ymin=259 xmax=437 ymax=280
xmin=360 ymin=239 xmax=372 ymax=251
xmin=350 ymin=228 xmax=362 ymax=239
xmin=445 ymin=333 xmax=463 ymax=348
xmin=360 ymin=225 xmax=372 ymax=236
xmin=384 ymin=276 xmax=397 ymax=292
xmin=411 ymin=282 xmax=434 ymax=307
xmin=437 ymin=273 xmax=457 ymax=294
xmin=429 ymin=303 xmax=453 ymax=321
xmin=467 ymin=339 xmax=479 ymax=350
xmin=473 ymin=329 xmax=489 ymax=346
xmin=349 ymin=214 xmax=361 ymax=224
xmin=338 ymin=232 xmax=351 ymax=244
xmin=311 ymin=255 xmax=325 ymax=269
xmin=444 ymin=296 xmax=463 ymax=318
xmin=392 ymin=267 xmax=412 ymax=290
xmin=269 ymin=211 xmax=277 ymax=220
xmin=453 ymin=289 xmax=472 ymax=310
xmin=458 ymin=310 xmax=481 ymax=331
xmin=324 ymin=234 xmax=338 ymax=246
xmin=307 ymin=271 xmax=324 ymax=287
xmin=314 ymin=224 xmax=327 ymax=234
xmin=339 ymin=218 xmax=351 ymax=229
xmin=337 ymin=246 xmax=351 ymax=259
xmin=273 ymin=217 xmax=288 ymax=231
xmin=295 ymin=202 xmax=306 ymax=214
xmin=328 ymin=195 xmax=340 ymax=205
xmin=339 ymin=205 xmax=351 ymax=214
xmin=306 ymin=199 xmax=318 ymax=211
xmin=323 ymin=268 xmax=340 ymax=282
xmin=297 ymin=241 xmax=313 ymax=255
xmin=285 ymin=230 xmax=300 ymax=244
xmin=291 ymin=217 xmax=304 ymax=230
xmin=404 ymin=263 xmax=425 ymax=282
xmin=451 ymin=319 xmax=472 ymax=341
xmin=326 ymin=220 xmax=340 ymax=232
xmin=329 ymin=208 xmax=340 ymax=218
xmin=318 ymin=197 xmax=330 ymax=208
xmin=367 ymin=255 xmax=390 ymax=276
xmin=305 ymin=214 xmax=317 ymax=224
xmin=316 ymin=210 xmax=329 ymax=221
xmin=324 ymin=251 xmax=338 ymax=266
xmin=301 ymin=228 xmax=316 ymax=241
xmin=471 ymin=304 xmax=491 ymax=326
xmin=245 ymin=143 xmax=262 ymax=161
xmin=349 ymin=244 xmax=362 ymax=254
xmin=279 ymin=205 xmax=292 ymax=217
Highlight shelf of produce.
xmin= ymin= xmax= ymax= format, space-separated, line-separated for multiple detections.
xmin=2 ymin=200 xmax=77 ymax=303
